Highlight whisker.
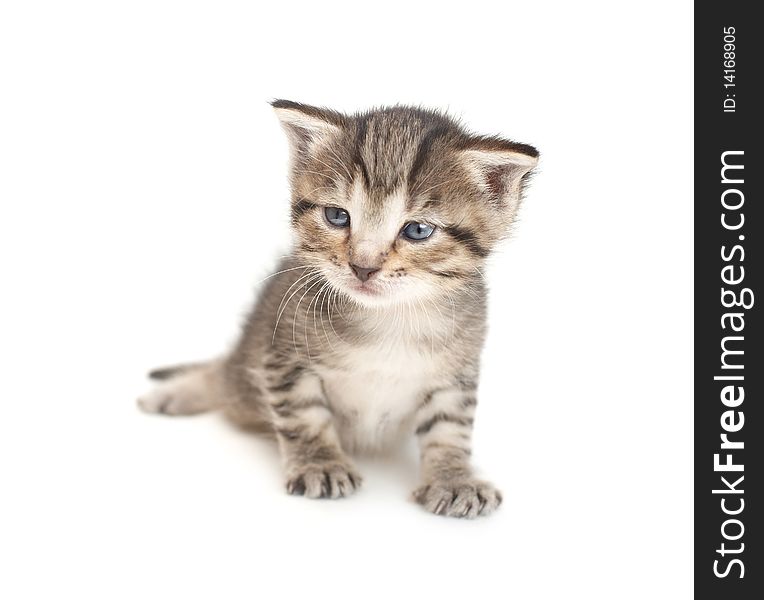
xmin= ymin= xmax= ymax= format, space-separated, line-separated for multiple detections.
xmin=310 ymin=156 xmax=346 ymax=185
xmin=310 ymin=282 xmax=328 ymax=336
xmin=416 ymin=177 xmax=461 ymax=197
xmin=272 ymin=271 xmax=322 ymax=344
xmin=324 ymin=146 xmax=354 ymax=182
xmin=275 ymin=269 xmax=318 ymax=319
xmin=299 ymin=169 xmax=345 ymax=186
xmin=306 ymin=280 xmax=331 ymax=355
xmin=302 ymin=185 xmax=336 ymax=197
xmin=317 ymin=282 xmax=335 ymax=350
xmin=304 ymin=283 xmax=324 ymax=361
xmin=292 ymin=275 xmax=325 ymax=360
xmin=253 ymin=264 xmax=319 ymax=287
xmin=327 ymin=287 xmax=343 ymax=341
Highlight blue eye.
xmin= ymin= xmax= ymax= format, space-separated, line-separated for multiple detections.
xmin=324 ymin=206 xmax=350 ymax=227
xmin=401 ymin=222 xmax=435 ymax=241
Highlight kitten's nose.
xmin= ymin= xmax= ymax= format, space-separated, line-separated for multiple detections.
xmin=349 ymin=263 xmax=380 ymax=283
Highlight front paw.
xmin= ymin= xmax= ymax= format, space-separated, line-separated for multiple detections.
xmin=286 ymin=460 xmax=362 ymax=499
xmin=413 ymin=478 xmax=502 ymax=518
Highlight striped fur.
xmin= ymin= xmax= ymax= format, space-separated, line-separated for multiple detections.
xmin=138 ymin=101 xmax=538 ymax=518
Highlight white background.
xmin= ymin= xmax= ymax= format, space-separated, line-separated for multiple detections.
xmin=0 ymin=1 xmax=693 ymax=598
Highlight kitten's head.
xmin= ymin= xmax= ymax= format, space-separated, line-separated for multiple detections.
xmin=273 ymin=100 xmax=538 ymax=308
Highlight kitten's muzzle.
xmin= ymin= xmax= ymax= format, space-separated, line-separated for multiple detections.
xmin=349 ymin=263 xmax=380 ymax=283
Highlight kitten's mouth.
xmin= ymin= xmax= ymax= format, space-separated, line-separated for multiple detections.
xmin=340 ymin=277 xmax=391 ymax=303
xmin=349 ymin=281 xmax=381 ymax=296
xmin=325 ymin=269 xmax=394 ymax=304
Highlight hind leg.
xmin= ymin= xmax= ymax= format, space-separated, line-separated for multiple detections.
xmin=138 ymin=365 xmax=224 ymax=416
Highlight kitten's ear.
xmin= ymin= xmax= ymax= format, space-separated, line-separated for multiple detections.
xmin=459 ymin=137 xmax=539 ymax=209
xmin=271 ymin=99 xmax=344 ymax=157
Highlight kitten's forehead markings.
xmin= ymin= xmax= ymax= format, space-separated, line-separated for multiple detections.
xmin=348 ymin=178 xmax=408 ymax=252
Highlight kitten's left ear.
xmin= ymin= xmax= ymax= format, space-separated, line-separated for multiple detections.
xmin=459 ymin=136 xmax=539 ymax=208
xmin=271 ymin=99 xmax=344 ymax=158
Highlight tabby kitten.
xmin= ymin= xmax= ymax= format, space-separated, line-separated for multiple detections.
xmin=139 ymin=100 xmax=539 ymax=518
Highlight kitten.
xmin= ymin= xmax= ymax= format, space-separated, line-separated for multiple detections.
xmin=138 ymin=100 xmax=539 ymax=518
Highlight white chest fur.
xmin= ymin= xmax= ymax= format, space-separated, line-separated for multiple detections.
xmin=317 ymin=338 xmax=440 ymax=453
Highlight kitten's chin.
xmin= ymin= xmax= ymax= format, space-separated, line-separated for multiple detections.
xmin=323 ymin=270 xmax=418 ymax=308
xmin=340 ymin=280 xmax=433 ymax=310
xmin=343 ymin=281 xmax=392 ymax=308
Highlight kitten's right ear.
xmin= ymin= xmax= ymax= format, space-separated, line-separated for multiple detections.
xmin=271 ymin=99 xmax=344 ymax=157
xmin=457 ymin=136 xmax=539 ymax=212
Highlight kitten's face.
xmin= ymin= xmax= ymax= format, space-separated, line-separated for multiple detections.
xmin=274 ymin=101 xmax=538 ymax=308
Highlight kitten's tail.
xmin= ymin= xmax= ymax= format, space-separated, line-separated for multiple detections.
xmin=138 ymin=359 xmax=227 ymax=416
xmin=139 ymin=357 xmax=272 ymax=432
xmin=147 ymin=361 xmax=208 ymax=381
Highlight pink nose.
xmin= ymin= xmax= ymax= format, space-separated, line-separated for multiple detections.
xmin=349 ymin=264 xmax=380 ymax=282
